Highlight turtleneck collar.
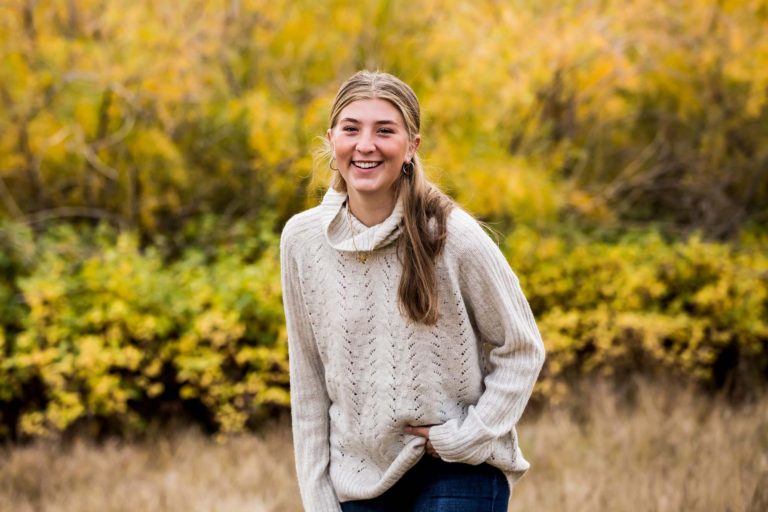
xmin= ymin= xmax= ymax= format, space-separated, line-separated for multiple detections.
xmin=320 ymin=187 xmax=405 ymax=254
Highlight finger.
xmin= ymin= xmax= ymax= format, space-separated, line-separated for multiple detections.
xmin=405 ymin=426 xmax=423 ymax=437
xmin=405 ymin=426 xmax=430 ymax=438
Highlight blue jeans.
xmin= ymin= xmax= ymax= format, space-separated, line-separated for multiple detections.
xmin=339 ymin=454 xmax=510 ymax=512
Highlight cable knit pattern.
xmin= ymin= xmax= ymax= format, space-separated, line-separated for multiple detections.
xmin=280 ymin=188 xmax=546 ymax=511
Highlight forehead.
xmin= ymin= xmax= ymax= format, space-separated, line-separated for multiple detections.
xmin=338 ymin=98 xmax=405 ymax=125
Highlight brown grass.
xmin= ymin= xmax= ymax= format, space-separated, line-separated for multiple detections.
xmin=0 ymin=418 xmax=301 ymax=512
xmin=1 ymin=379 xmax=766 ymax=512
xmin=513 ymin=379 xmax=768 ymax=512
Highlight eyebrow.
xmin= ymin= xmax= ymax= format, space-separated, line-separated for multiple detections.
xmin=339 ymin=117 xmax=399 ymax=126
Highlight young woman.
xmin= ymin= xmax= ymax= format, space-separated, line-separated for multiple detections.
xmin=280 ymin=70 xmax=545 ymax=512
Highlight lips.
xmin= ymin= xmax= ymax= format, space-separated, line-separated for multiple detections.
xmin=352 ymin=161 xmax=382 ymax=169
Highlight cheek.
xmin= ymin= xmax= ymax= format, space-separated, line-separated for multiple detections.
xmin=333 ymin=139 xmax=355 ymax=156
xmin=382 ymin=141 xmax=409 ymax=159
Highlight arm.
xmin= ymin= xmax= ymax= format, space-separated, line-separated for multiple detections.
xmin=280 ymin=229 xmax=343 ymax=511
xmin=428 ymin=217 xmax=546 ymax=465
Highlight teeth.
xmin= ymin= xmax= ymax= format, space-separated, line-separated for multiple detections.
xmin=354 ymin=161 xmax=381 ymax=169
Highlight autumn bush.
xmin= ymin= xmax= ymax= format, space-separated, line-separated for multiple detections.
xmin=1 ymin=0 xmax=767 ymax=442
xmin=1 ymin=219 xmax=766 ymax=441
xmin=0 ymin=219 xmax=289 ymax=441
xmin=1 ymin=0 xmax=766 ymax=239
xmin=505 ymin=226 xmax=768 ymax=402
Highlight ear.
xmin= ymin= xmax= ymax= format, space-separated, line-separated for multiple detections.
xmin=326 ymin=128 xmax=333 ymax=146
xmin=407 ymin=134 xmax=421 ymax=161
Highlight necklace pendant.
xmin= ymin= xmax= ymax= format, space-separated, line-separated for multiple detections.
xmin=356 ymin=252 xmax=368 ymax=263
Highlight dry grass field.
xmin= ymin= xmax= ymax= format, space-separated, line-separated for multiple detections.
xmin=1 ymin=379 xmax=766 ymax=512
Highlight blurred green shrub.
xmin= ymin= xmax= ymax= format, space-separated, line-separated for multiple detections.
xmin=1 ymin=219 xmax=766 ymax=440
xmin=0 ymin=220 xmax=288 ymax=441
xmin=506 ymin=226 xmax=768 ymax=402
xmin=2 ymin=0 xmax=766 ymax=239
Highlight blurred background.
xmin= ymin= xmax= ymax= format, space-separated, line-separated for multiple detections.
xmin=0 ymin=0 xmax=767 ymax=510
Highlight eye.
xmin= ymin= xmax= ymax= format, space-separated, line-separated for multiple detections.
xmin=378 ymin=128 xmax=395 ymax=134
xmin=342 ymin=126 xmax=358 ymax=132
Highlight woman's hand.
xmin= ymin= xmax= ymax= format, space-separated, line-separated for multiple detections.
xmin=404 ymin=425 xmax=440 ymax=458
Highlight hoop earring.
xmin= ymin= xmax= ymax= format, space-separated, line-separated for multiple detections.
xmin=401 ymin=161 xmax=414 ymax=177
xmin=330 ymin=157 xmax=339 ymax=171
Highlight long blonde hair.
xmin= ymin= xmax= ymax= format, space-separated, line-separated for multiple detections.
xmin=322 ymin=70 xmax=454 ymax=325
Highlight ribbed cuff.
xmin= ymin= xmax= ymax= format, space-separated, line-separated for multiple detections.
xmin=428 ymin=409 xmax=495 ymax=465
xmin=300 ymin=481 xmax=343 ymax=512
xmin=311 ymin=493 xmax=344 ymax=512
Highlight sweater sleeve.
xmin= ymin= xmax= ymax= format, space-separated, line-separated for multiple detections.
xmin=280 ymin=227 xmax=343 ymax=512
xmin=427 ymin=216 xmax=546 ymax=465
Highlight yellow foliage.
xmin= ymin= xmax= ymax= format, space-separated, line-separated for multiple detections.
xmin=1 ymin=223 xmax=286 ymax=440
xmin=506 ymin=226 xmax=768 ymax=402
xmin=1 ymin=0 xmax=768 ymax=439
xmin=2 ymin=0 xmax=766 ymax=237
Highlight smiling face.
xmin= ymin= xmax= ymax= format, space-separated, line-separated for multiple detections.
xmin=326 ymin=98 xmax=420 ymax=205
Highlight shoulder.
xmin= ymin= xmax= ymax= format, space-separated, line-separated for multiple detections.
xmin=444 ymin=207 xmax=502 ymax=259
xmin=442 ymin=206 xmax=517 ymax=282
xmin=280 ymin=205 xmax=325 ymax=257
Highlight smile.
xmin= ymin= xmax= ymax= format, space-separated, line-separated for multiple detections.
xmin=352 ymin=161 xmax=382 ymax=169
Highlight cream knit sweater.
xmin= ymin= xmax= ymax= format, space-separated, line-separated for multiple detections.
xmin=280 ymin=188 xmax=545 ymax=511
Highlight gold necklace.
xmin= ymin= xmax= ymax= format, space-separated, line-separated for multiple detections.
xmin=346 ymin=203 xmax=368 ymax=263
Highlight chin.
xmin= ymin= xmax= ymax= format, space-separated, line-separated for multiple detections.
xmin=348 ymin=185 xmax=383 ymax=196
xmin=346 ymin=178 xmax=383 ymax=193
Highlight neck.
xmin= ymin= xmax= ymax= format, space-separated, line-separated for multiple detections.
xmin=346 ymin=188 xmax=397 ymax=227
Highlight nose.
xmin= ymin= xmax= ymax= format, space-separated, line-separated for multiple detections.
xmin=355 ymin=131 xmax=376 ymax=153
